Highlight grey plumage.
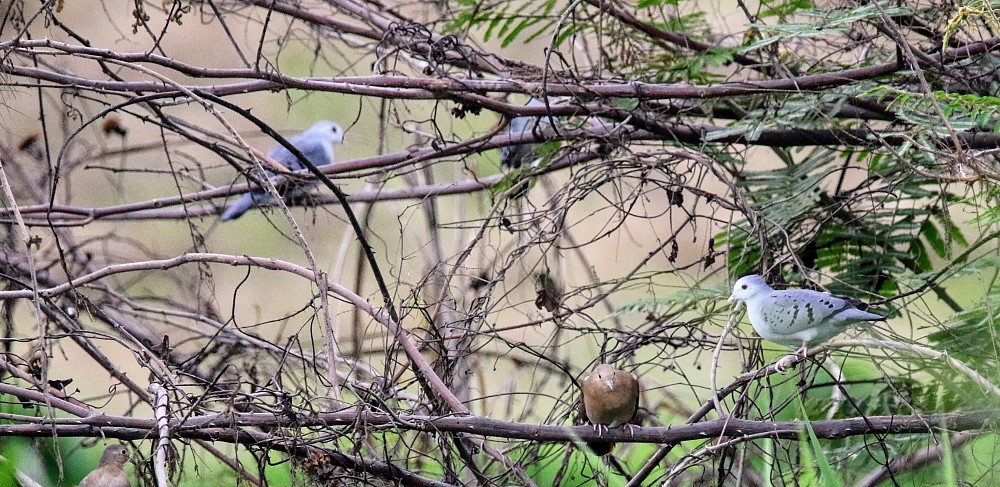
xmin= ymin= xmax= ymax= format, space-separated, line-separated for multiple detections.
xmin=78 ymin=444 xmax=130 ymax=487
xmin=221 ymin=120 xmax=344 ymax=221
xmin=728 ymin=275 xmax=884 ymax=349
xmin=499 ymin=98 xmax=549 ymax=169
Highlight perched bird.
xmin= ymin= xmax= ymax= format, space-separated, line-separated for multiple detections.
xmin=499 ymin=98 xmax=550 ymax=169
xmin=581 ymin=363 xmax=640 ymax=456
xmin=728 ymin=274 xmax=884 ymax=371
xmin=78 ymin=444 xmax=130 ymax=487
xmin=220 ymin=120 xmax=344 ymax=221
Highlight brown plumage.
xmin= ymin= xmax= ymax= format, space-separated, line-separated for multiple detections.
xmin=581 ymin=363 xmax=640 ymax=455
xmin=78 ymin=444 xmax=130 ymax=487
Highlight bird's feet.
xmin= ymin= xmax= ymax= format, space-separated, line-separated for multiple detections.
xmin=774 ymin=355 xmax=797 ymax=374
xmin=624 ymin=423 xmax=638 ymax=436
xmin=774 ymin=354 xmax=798 ymax=373
xmin=774 ymin=344 xmax=808 ymax=373
xmin=592 ymin=424 xmax=608 ymax=437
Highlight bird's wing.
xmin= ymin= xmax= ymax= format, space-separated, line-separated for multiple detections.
xmin=757 ymin=289 xmax=861 ymax=334
xmin=508 ymin=114 xmax=534 ymax=136
xmin=500 ymin=116 xmax=540 ymax=169
xmin=267 ymin=133 xmax=333 ymax=171
xmin=500 ymin=142 xmax=533 ymax=169
xmin=628 ymin=372 xmax=640 ymax=423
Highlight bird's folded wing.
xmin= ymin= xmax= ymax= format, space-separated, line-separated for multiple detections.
xmin=760 ymin=290 xmax=857 ymax=334
xmin=267 ymin=134 xmax=331 ymax=171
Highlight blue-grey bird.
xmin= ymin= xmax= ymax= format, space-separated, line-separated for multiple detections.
xmin=728 ymin=274 xmax=884 ymax=371
xmin=500 ymin=98 xmax=549 ymax=169
xmin=220 ymin=120 xmax=344 ymax=221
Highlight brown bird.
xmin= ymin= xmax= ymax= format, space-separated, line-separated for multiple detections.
xmin=78 ymin=444 xmax=130 ymax=487
xmin=581 ymin=363 xmax=640 ymax=455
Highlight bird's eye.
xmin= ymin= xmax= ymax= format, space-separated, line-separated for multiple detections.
xmin=741 ymin=284 xmax=747 ymax=289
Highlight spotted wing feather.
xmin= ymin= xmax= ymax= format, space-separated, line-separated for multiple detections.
xmin=758 ymin=289 xmax=880 ymax=335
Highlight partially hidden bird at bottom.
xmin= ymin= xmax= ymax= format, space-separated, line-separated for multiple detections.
xmin=77 ymin=444 xmax=130 ymax=487
xmin=728 ymin=274 xmax=884 ymax=371
xmin=220 ymin=120 xmax=344 ymax=221
xmin=581 ymin=363 xmax=640 ymax=456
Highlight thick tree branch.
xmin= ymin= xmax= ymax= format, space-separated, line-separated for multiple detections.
xmin=0 ymin=403 xmax=991 ymax=446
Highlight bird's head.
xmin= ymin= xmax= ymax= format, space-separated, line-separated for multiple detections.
xmin=728 ymin=274 xmax=770 ymax=304
xmin=99 ymin=444 xmax=130 ymax=467
xmin=307 ymin=120 xmax=345 ymax=145
xmin=593 ymin=363 xmax=617 ymax=390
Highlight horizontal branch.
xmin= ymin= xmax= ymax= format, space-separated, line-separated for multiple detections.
xmin=3 ymin=120 xmax=999 ymax=225
xmin=0 ymin=423 xmax=450 ymax=487
xmin=0 ymin=132 xmax=610 ymax=223
xmin=0 ymin=407 xmax=992 ymax=445
xmin=3 ymin=35 xmax=999 ymax=101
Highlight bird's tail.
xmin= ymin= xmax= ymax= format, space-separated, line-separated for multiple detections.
xmin=585 ymin=440 xmax=614 ymax=456
xmin=840 ymin=298 xmax=886 ymax=322
xmin=842 ymin=307 xmax=886 ymax=323
xmin=220 ymin=192 xmax=264 ymax=221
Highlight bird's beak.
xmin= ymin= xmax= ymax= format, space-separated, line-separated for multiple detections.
xmin=727 ymin=295 xmax=737 ymax=303
xmin=604 ymin=379 xmax=614 ymax=390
